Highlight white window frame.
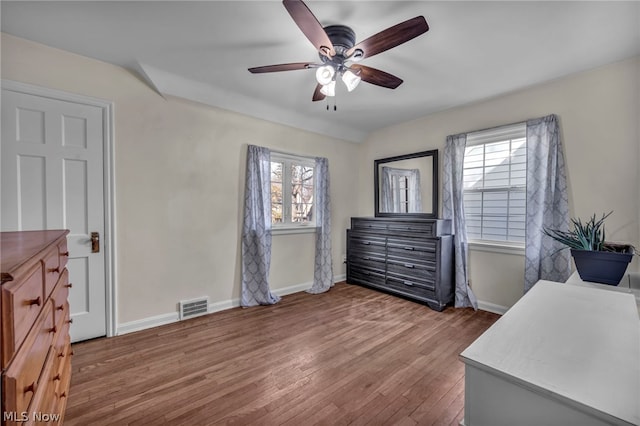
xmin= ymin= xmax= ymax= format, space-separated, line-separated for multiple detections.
xmin=463 ymin=123 xmax=527 ymax=252
xmin=270 ymin=152 xmax=317 ymax=235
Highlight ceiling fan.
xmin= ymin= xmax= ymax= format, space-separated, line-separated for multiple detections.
xmin=248 ymin=0 xmax=429 ymax=103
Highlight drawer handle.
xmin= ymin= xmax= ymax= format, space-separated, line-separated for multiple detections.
xmin=404 ymin=264 xmax=415 ymax=268
xmin=25 ymin=382 xmax=37 ymax=394
xmin=53 ymin=374 xmax=61 ymax=382
xmin=48 ymin=266 xmax=60 ymax=273
xmin=362 ymin=256 xmax=370 ymax=260
xmin=58 ymin=351 xmax=65 ymax=358
xmin=65 ymin=283 xmax=73 ymax=288
xmin=57 ymin=304 xmax=65 ymax=311
xmin=403 ymin=246 xmax=415 ymax=251
xmin=67 ymin=318 xmax=74 ymax=324
xmin=60 ymin=391 xmax=67 ymax=399
xmin=28 ymin=296 xmax=42 ymax=306
xmin=49 ymin=325 xmax=57 ymax=334
xmin=404 ymin=281 xmax=414 ymax=286
xmin=60 ymin=251 xmax=70 ymax=257
xmin=361 ymin=241 xmax=370 ymax=245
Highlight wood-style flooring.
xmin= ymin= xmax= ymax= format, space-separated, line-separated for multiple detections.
xmin=66 ymin=282 xmax=500 ymax=425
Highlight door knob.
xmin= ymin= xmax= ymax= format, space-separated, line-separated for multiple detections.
xmin=91 ymin=232 xmax=100 ymax=253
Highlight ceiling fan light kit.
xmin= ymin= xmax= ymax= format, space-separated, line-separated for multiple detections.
xmin=315 ymin=65 xmax=335 ymax=86
xmin=248 ymin=0 xmax=429 ymax=104
xmin=342 ymin=70 xmax=361 ymax=92
xmin=319 ymin=80 xmax=336 ymax=97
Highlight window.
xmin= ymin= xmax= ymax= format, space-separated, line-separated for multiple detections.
xmin=270 ymin=153 xmax=315 ymax=229
xmin=381 ymin=167 xmax=422 ymax=213
xmin=463 ymin=123 xmax=527 ymax=244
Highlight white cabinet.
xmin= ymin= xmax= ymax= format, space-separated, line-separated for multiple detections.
xmin=460 ymin=280 xmax=639 ymax=426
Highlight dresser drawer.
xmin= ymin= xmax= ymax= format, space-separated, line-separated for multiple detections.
xmin=51 ymin=269 xmax=70 ymax=326
xmin=386 ymin=273 xmax=436 ymax=297
xmin=386 ymin=264 xmax=436 ymax=288
xmin=53 ymin=344 xmax=72 ymax=423
xmin=1 ymin=262 xmax=45 ymax=367
xmin=50 ymin=315 xmax=70 ymax=390
xmin=42 ymin=246 xmax=62 ymax=298
xmin=351 ymin=218 xmax=389 ymax=232
xmin=349 ymin=265 xmax=386 ymax=287
xmin=58 ymin=238 xmax=69 ymax=271
xmin=28 ymin=348 xmax=58 ymax=423
xmin=348 ymin=250 xmax=386 ymax=270
xmin=53 ymin=314 xmax=71 ymax=365
xmin=387 ymin=221 xmax=435 ymax=235
xmin=387 ymin=237 xmax=437 ymax=257
xmin=387 ymin=254 xmax=436 ymax=274
xmin=2 ymin=301 xmax=55 ymax=414
xmin=348 ymin=232 xmax=386 ymax=253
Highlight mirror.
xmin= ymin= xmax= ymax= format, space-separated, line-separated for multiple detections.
xmin=374 ymin=150 xmax=438 ymax=218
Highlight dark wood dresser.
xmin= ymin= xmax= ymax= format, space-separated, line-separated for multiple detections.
xmin=346 ymin=217 xmax=454 ymax=311
xmin=1 ymin=230 xmax=72 ymax=425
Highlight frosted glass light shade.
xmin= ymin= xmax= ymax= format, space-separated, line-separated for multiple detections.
xmin=315 ymin=65 xmax=335 ymax=85
xmin=320 ymin=80 xmax=336 ymax=97
xmin=342 ymin=70 xmax=361 ymax=92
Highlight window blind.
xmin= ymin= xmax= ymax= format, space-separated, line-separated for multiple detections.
xmin=463 ymin=122 xmax=527 ymax=244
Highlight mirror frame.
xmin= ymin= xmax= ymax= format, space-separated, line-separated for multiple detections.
xmin=374 ymin=149 xmax=439 ymax=218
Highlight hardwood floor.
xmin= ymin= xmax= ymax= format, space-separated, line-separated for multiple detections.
xmin=66 ymin=282 xmax=500 ymax=425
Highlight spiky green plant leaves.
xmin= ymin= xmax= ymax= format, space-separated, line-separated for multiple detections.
xmin=543 ymin=212 xmax=612 ymax=251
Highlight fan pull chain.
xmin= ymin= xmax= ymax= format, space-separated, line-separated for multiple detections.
xmin=324 ymin=93 xmax=337 ymax=111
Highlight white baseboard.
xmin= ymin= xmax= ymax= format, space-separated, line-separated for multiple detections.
xmin=117 ymin=311 xmax=180 ymax=335
xmin=117 ymin=274 xmax=347 ymax=336
xmin=477 ymin=300 xmax=509 ymax=315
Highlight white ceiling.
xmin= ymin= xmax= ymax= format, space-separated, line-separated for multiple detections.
xmin=2 ymin=1 xmax=639 ymax=142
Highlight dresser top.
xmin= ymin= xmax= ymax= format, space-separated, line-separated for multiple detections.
xmin=1 ymin=230 xmax=69 ymax=283
xmin=352 ymin=216 xmax=448 ymax=222
xmin=460 ymin=280 xmax=640 ymax=424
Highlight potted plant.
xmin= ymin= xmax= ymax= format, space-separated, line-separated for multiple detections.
xmin=544 ymin=212 xmax=635 ymax=286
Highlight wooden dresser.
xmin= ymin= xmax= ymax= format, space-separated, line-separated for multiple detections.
xmin=1 ymin=230 xmax=72 ymax=425
xmin=346 ymin=217 xmax=454 ymax=311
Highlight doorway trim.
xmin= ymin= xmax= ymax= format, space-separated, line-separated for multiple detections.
xmin=2 ymin=79 xmax=117 ymax=338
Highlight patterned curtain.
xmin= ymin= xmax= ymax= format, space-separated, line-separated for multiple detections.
xmin=524 ymin=115 xmax=571 ymax=292
xmin=443 ymin=133 xmax=478 ymax=309
xmin=307 ymin=157 xmax=333 ymax=294
xmin=241 ymin=145 xmax=281 ymax=306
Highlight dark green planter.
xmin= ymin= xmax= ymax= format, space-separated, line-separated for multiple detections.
xmin=571 ymin=248 xmax=634 ymax=285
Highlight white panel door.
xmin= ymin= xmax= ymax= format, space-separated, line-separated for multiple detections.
xmin=1 ymin=89 xmax=106 ymax=342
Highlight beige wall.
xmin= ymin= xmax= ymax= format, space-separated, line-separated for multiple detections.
xmin=359 ymin=56 xmax=640 ymax=310
xmin=1 ymin=33 xmax=359 ymax=325
xmin=4 ymin=32 xmax=638 ymax=318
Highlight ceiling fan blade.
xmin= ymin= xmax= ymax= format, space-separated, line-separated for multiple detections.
xmin=312 ymin=84 xmax=326 ymax=102
xmin=351 ymin=65 xmax=403 ymax=89
xmin=347 ymin=16 xmax=429 ymax=60
xmin=283 ymin=0 xmax=335 ymax=57
xmin=248 ymin=62 xmax=315 ymax=73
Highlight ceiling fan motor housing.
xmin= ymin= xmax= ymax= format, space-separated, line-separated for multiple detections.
xmin=322 ymin=25 xmax=356 ymax=58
